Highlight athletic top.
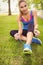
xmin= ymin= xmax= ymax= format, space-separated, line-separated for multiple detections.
xmin=20 ymin=11 xmax=34 ymax=30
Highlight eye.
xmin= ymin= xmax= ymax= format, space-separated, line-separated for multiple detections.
xmin=24 ymin=5 xmax=27 ymax=7
xmin=20 ymin=5 xmax=27 ymax=8
xmin=20 ymin=6 xmax=23 ymax=8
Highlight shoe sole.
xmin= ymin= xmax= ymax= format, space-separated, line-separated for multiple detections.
xmin=23 ymin=49 xmax=32 ymax=54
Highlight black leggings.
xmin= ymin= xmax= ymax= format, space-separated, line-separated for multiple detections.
xmin=10 ymin=23 xmax=35 ymax=37
xmin=10 ymin=29 xmax=28 ymax=37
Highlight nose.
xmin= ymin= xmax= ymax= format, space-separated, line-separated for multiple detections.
xmin=23 ymin=7 xmax=26 ymax=11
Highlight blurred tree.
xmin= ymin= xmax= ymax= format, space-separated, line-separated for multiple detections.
xmin=33 ymin=0 xmax=43 ymax=10
xmin=8 ymin=0 xmax=11 ymax=15
xmin=33 ymin=0 xmax=41 ymax=4
xmin=3 ymin=0 xmax=11 ymax=15
xmin=26 ymin=0 xmax=42 ymax=10
xmin=40 ymin=0 xmax=43 ymax=9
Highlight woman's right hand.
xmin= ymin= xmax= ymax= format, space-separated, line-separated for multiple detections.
xmin=14 ymin=32 xmax=22 ymax=40
xmin=14 ymin=33 xmax=20 ymax=40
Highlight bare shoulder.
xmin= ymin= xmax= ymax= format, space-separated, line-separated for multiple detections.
xmin=32 ymin=10 xmax=37 ymax=16
xmin=17 ymin=14 xmax=21 ymax=22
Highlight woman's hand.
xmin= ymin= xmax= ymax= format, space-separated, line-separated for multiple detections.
xmin=34 ymin=29 xmax=40 ymax=37
xmin=14 ymin=33 xmax=20 ymax=40
xmin=34 ymin=25 xmax=40 ymax=37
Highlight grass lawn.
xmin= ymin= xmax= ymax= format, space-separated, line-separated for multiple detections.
xmin=0 ymin=15 xmax=43 ymax=65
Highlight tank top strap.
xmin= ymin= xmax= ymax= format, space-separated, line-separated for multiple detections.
xmin=30 ymin=10 xmax=33 ymax=20
xmin=30 ymin=10 xmax=33 ymax=16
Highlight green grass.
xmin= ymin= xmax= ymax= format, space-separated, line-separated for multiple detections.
xmin=0 ymin=15 xmax=43 ymax=65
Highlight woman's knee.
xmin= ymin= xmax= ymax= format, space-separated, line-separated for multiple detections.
xmin=27 ymin=32 xmax=33 ymax=36
xmin=10 ymin=30 xmax=18 ymax=37
xmin=10 ymin=30 xmax=14 ymax=37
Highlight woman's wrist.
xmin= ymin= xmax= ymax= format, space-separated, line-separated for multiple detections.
xmin=18 ymin=30 xmax=22 ymax=35
xmin=34 ymin=24 xmax=38 ymax=30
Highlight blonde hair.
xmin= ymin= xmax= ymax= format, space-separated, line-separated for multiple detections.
xmin=18 ymin=0 xmax=26 ymax=6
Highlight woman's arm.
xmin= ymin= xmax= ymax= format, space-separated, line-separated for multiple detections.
xmin=32 ymin=10 xmax=40 ymax=37
xmin=14 ymin=15 xmax=22 ymax=40
xmin=17 ymin=14 xmax=22 ymax=35
xmin=32 ymin=10 xmax=38 ymax=30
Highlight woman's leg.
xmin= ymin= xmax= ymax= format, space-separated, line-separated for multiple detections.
xmin=10 ymin=30 xmax=42 ymax=45
xmin=10 ymin=30 xmax=27 ymax=41
xmin=23 ymin=23 xmax=34 ymax=54
xmin=19 ymin=29 xmax=27 ymax=41
xmin=10 ymin=29 xmax=33 ymax=42
xmin=23 ymin=32 xmax=33 ymax=54
xmin=19 ymin=34 xmax=42 ymax=45
xmin=23 ymin=23 xmax=42 ymax=54
xmin=10 ymin=30 xmax=18 ymax=37
xmin=26 ymin=32 xmax=33 ymax=44
xmin=19 ymin=35 xmax=27 ymax=41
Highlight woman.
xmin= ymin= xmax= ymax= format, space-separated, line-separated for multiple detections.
xmin=10 ymin=0 xmax=42 ymax=54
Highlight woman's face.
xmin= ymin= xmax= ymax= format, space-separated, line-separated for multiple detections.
xmin=19 ymin=2 xmax=28 ymax=14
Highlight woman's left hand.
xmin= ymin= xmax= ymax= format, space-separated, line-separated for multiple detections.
xmin=34 ymin=29 xmax=40 ymax=37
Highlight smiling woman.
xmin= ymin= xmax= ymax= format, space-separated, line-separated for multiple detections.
xmin=10 ymin=0 xmax=42 ymax=54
